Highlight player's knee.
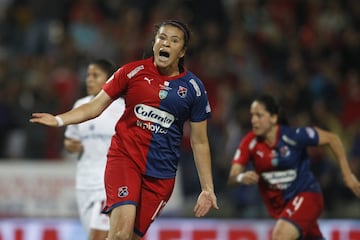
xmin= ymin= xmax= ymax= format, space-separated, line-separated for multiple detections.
xmin=272 ymin=229 xmax=281 ymax=240
xmin=272 ymin=228 xmax=298 ymax=240
xmin=272 ymin=219 xmax=300 ymax=240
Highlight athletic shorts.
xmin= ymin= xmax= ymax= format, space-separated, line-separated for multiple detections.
xmin=102 ymin=155 xmax=175 ymax=237
xmin=76 ymin=189 xmax=110 ymax=233
xmin=279 ymin=192 xmax=324 ymax=239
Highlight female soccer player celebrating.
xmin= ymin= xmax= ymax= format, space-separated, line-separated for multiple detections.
xmin=31 ymin=20 xmax=218 ymax=240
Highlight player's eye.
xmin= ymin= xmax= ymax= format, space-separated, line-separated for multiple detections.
xmin=158 ymin=35 xmax=166 ymax=41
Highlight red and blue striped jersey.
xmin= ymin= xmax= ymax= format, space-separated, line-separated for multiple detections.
xmin=232 ymin=125 xmax=322 ymax=217
xmin=103 ymin=57 xmax=211 ymax=179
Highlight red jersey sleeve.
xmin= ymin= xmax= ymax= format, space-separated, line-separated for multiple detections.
xmin=231 ymin=132 xmax=255 ymax=166
xmin=102 ymin=66 xmax=129 ymax=99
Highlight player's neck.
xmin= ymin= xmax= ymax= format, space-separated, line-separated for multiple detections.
xmin=158 ymin=67 xmax=179 ymax=77
xmin=155 ymin=62 xmax=180 ymax=77
xmin=265 ymin=125 xmax=279 ymax=147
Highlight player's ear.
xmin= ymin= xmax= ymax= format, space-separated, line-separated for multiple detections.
xmin=271 ymin=114 xmax=278 ymax=125
xmin=179 ymin=47 xmax=186 ymax=59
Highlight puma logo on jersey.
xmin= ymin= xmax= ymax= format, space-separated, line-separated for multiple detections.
xmin=256 ymin=150 xmax=264 ymax=158
xmin=144 ymin=77 xmax=154 ymax=84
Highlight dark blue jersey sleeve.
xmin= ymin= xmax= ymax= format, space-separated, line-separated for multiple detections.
xmin=293 ymin=126 xmax=319 ymax=147
xmin=188 ymin=75 xmax=211 ymax=122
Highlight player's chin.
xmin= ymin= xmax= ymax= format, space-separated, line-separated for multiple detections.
xmin=155 ymin=59 xmax=170 ymax=68
xmin=87 ymin=87 xmax=96 ymax=95
xmin=253 ymin=129 xmax=263 ymax=136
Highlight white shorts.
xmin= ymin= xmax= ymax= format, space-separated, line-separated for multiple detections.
xmin=76 ymin=189 xmax=110 ymax=233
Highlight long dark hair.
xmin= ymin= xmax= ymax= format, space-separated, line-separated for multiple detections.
xmin=254 ymin=94 xmax=289 ymax=125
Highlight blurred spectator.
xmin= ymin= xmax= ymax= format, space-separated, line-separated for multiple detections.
xmin=339 ymin=69 xmax=360 ymax=129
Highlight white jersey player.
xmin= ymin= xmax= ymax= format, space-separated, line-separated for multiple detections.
xmin=64 ymin=59 xmax=125 ymax=240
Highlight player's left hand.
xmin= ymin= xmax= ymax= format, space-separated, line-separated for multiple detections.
xmin=30 ymin=113 xmax=58 ymax=127
xmin=193 ymin=190 xmax=219 ymax=217
xmin=344 ymin=174 xmax=360 ymax=198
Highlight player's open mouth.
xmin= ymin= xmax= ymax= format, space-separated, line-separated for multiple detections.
xmin=159 ymin=50 xmax=170 ymax=61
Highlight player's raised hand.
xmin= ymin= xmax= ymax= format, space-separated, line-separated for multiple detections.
xmin=30 ymin=113 xmax=59 ymax=127
xmin=193 ymin=190 xmax=219 ymax=217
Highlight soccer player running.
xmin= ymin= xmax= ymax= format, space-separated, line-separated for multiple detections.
xmin=30 ymin=20 xmax=218 ymax=240
xmin=227 ymin=94 xmax=360 ymax=240
xmin=64 ymin=59 xmax=125 ymax=240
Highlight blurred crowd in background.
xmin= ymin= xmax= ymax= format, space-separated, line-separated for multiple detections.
xmin=0 ymin=0 xmax=359 ymax=218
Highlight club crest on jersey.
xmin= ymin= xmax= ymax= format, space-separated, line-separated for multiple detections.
xmin=279 ymin=146 xmax=290 ymax=157
xmin=159 ymin=90 xmax=168 ymax=99
xmin=118 ymin=186 xmax=129 ymax=198
xmin=177 ymin=86 xmax=187 ymax=98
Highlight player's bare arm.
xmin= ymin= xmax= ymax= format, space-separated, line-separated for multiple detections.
xmin=30 ymin=90 xmax=113 ymax=127
xmin=316 ymin=127 xmax=360 ymax=197
xmin=190 ymin=120 xmax=219 ymax=217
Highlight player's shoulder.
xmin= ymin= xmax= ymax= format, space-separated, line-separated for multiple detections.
xmin=183 ymin=70 xmax=203 ymax=83
xmin=241 ymin=131 xmax=257 ymax=147
xmin=280 ymin=125 xmax=315 ymax=136
xmin=244 ymin=131 xmax=256 ymax=140
xmin=279 ymin=125 xmax=318 ymax=146
xmin=120 ymin=58 xmax=152 ymax=72
xmin=114 ymin=57 xmax=154 ymax=80
xmin=181 ymin=70 xmax=208 ymax=96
